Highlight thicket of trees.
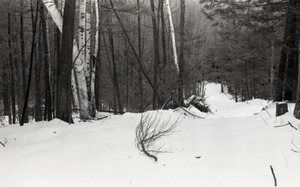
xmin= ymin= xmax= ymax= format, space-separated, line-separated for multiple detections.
xmin=1 ymin=0 xmax=300 ymax=124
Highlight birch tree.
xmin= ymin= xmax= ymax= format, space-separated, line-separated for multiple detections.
xmin=41 ymin=0 xmax=90 ymax=120
xmin=165 ymin=0 xmax=179 ymax=74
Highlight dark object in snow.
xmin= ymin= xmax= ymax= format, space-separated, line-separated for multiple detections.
xmin=270 ymin=165 xmax=277 ymax=186
xmin=276 ymin=102 xmax=288 ymax=116
xmin=195 ymin=156 xmax=201 ymax=159
xmin=0 ymin=138 xmax=8 ymax=147
xmin=185 ymin=95 xmax=210 ymax=113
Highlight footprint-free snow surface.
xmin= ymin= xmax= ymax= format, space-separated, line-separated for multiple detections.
xmin=1 ymin=83 xmax=300 ymax=187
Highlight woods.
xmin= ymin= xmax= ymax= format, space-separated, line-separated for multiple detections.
xmin=1 ymin=0 xmax=300 ymax=123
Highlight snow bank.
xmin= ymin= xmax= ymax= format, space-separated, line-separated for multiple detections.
xmin=0 ymin=83 xmax=299 ymax=187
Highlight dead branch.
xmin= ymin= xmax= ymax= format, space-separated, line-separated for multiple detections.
xmin=135 ymin=112 xmax=179 ymax=162
xmin=0 ymin=138 xmax=8 ymax=147
xmin=270 ymin=165 xmax=277 ymax=186
xmin=274 ymin=121 xmax=298 ymax=130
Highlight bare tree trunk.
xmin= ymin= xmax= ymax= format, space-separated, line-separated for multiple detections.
xmin=20 ymin=0 xmax=28 ymax=123
xmin=160 ymin=0 xmax=167 ymax=68
xmin=40 ymin=3 xmax=53 ymax=120
xmin=20 ymin=0 xmax=39 ymax=126
xmin=95 ymin=0 xmax=102 ymax=111
xmin=150 ymin=0 xmax=159 ymax=110
xmin=35 ymin=20 xmax=43 ymax=122
xmin=178 ymin=0 xmax=185 ymax=105
xmin=109 ymin=22 xmax=123 ymax=113
xmin=56 ymin=0 xmax=76 ymax=123
xmin=137 ymin=0 xmax=143 ymax=112
xmin=274 ymin=1 xmax=298 ymax=101
xmin=7 ymin=7 xmax=16 ymax=124
xmin=165 ymin=0 xmax=179 ymax=74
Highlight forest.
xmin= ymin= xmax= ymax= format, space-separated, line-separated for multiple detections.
xmin=1 ymin=1 xmax=300 ymax=186
xmin=0 ymin=0 xmax=299 ymax=123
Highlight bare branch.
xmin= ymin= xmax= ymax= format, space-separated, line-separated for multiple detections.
xmin=135 ymin=111 xmax=180 ymax=162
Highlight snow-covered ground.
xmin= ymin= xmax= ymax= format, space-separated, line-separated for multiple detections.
xmin=1 ymin=82 xmax=300 ymax=187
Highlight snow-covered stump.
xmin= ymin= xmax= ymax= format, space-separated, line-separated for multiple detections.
xmin=135 ymin=112 xmax=179 ymax=162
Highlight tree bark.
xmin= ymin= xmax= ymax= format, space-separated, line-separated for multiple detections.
xmin=40 ymin=3 xmax=53 ymax=120
xmin=35 ymin=19 xmax=43 ymax=122
xmin=7 ymin=8 xmax=16 ymax=124
xmin=178 ymin=0 xmax=185 ymax=105
xmin=20 ymin=0 xmax=29 ymax=123
xmin=165 ymin=0 xmax=179 ymax=74
xmin=20 ymin=0 xmax=39 ymax=126
xmin=56 ymin=0 xmax=76 ymax=123
xmin=150 ymin=0 xmax=160 ymax=110
xmin=274 ymin=0 xmax=298 ymax=101
xmin=137 ymin=0 xmax=144 ymax=112
xmin=41 ymin=0 xmax=90 ymax=120
xmin=108 ymin=21 xmax=123 ymax=113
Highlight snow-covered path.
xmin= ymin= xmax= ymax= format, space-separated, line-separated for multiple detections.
xmin=0 ymin=83 xmax=300 ymax=187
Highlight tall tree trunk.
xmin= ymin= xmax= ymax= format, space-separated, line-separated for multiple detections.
xmin=137 ymin=0 xmax=143 ymax=112
xmin=165 ymin=0 xmax=179 ymax=74
xmin=35 ymin=21 xmax=43 ymax=122
xmin=274 ymin=0 xmax=298 ymax=101
xmin=56 ymin=0 xmax=76 ymax=123
xmin=40 ymin=3 xmax=53 ymax=120
xmin=178 ymin=0 xmax=185 ymax=105
xmin=41 ymin=0 xmax=90 ymax=120
xmin=20 ymin=0 xmax=28 ymax=123
xmin=109 ymin=23 xmax=123 ymax=113
xmin=160 ymin=0 xmax=167 ymax=68
xmin=20 ymin=0 xmax=39 ymax=126
xmin=293 ymin=0 xmax=300 ymax=118
xmin=150 ymin=0 xmax=160 ymax=109
xmin=95 ymin=0 xmax=102 ymax=111
xmin=7 ymin=8 xmax=16 ymax=124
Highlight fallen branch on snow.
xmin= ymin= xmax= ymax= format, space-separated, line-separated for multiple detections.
xmin=270 ymin=165 xmax=277 ymax=186
xmin=0 ymin=138 xmax=8 ymax=147
xmin=274 ymin=121 xmax=298 ymax=130
xmin=135 ymin=112 xmax=179 ymax=162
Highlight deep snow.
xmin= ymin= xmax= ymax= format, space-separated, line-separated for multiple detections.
xmin=1 ymin=82 xmax=300 ymax=187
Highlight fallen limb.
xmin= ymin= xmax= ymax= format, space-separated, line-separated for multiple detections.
xmin=0 ymin=138 xmax=7 ymax=147
xmin=270 ymin=165 xmax=277 ymax=186
xmin=274 ymin=121 xmax=298 ymax=130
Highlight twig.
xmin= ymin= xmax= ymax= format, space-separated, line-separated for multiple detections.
xmin=270 ymin=165 xmax=277 ymax=186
